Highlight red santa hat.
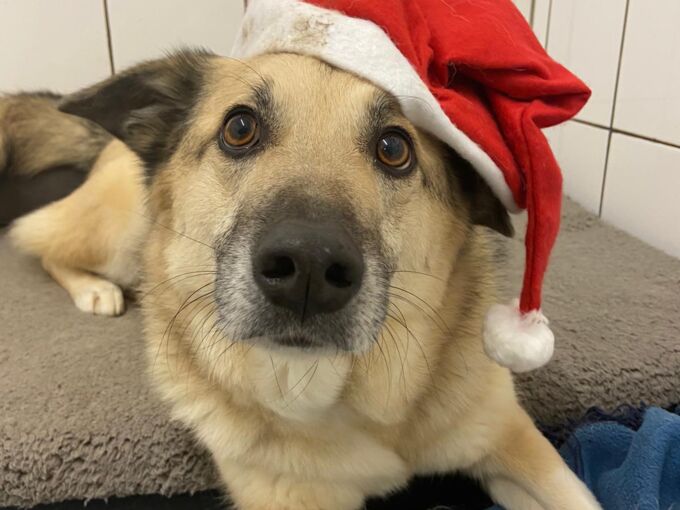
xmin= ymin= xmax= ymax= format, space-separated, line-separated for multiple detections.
xmin=232 ymin=0 xmax=591 ymax=372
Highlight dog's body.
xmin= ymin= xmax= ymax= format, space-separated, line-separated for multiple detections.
xmin=2 ymin=51 xmax=600 ymax=510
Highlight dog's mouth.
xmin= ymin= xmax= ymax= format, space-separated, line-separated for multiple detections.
xmin=223 ymin=313 xmax=366 ymax=353
xmin=258 ymin=334 xmax=326 ymax=350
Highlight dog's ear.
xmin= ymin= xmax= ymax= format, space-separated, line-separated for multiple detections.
xmin=449 ymin=150 xmax=514 ymax=237
xmin=59 ymin=49 xmax=213 ymax=169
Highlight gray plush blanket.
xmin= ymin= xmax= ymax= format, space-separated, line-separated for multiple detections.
xmin=1 ymin=199 xmax=678 ymax=507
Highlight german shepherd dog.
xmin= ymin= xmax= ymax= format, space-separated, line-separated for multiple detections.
xmin=1 ymin=50 xmax=600 ymax=510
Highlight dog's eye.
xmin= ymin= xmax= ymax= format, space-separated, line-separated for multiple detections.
xmin=220 ymin=110 xmax=259 ymax=151
xmin=376 ymin=130 xmax=415 ymax=176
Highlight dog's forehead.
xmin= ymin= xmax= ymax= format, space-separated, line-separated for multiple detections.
xmin=256 ymin=53 xmax=378 ymax=100
xmin=210 ymin=53 xmax=395 ymax=125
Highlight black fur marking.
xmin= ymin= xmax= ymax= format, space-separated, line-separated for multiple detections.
xmin=248 ymin=184 xmax=373 ymax=248
xmin=61 ymin=71 xmax=158 ymax=143
xmin=59 ymin=49 xmax=214 ymax=179
xmin=447 ymin=149 xmax=514 ymax=237
xmin=0 ymin=166 xmax=86 ymax=226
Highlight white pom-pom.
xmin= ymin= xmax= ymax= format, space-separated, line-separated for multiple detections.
xmin=483 ymin=299 xmax=554 ymax=373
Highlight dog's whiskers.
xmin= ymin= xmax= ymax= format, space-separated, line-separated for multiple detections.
xmin=387 ymin=282 xmax=470 ymax=377
xmin=286 ymin=360 xmax=320 ymax=408
xmin=389 ymin=269 xmax=445 ymax=282
xmin=281 ymin=359 xmax=320 ymax=407
xmin=270 ymin=355 xmax=286 ymax=401
xmin=388 ymin=285 xmax=450 ymax=334
xmin=133 ymin=210 xmax=215 ymax=250
xmin=140 ymin=270 xmax=216 ymax=302
xmin=382 ymin=321 xmax=408 ymax=398
xmin=386 ymin=303 xmax=437 ymax=387
xmin=155 ymin=281 xmax=215 ymax=372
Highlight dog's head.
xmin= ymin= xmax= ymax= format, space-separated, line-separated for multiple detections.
xmin=61 ymin=50 xmax=512 ymax=354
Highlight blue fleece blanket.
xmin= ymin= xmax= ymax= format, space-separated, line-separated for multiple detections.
xmin=489 ymin=406 xmax=680 ymax=510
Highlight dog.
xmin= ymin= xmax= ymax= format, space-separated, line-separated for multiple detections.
xmin=1 ymin=50 xmax=601 ymax=510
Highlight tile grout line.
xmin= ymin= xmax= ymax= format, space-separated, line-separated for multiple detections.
xmin=529 ymin=0 xmax=536 ymax=27
xmin=103 ymin=0 xmax=116 ymax=75
xmin=570 ymin=118 xmax=610 ymax=130
xmin=572 ymin=118 xmax=680 ymax=151
xmin=598 ymin=0 xmax=631 ymax=217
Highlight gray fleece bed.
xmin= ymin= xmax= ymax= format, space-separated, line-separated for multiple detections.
xmin=1 ymin=198 xmax=679 ymax=507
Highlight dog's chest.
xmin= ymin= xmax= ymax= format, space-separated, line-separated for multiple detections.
xmin=237 ymin=350 xmax=410 ymax=491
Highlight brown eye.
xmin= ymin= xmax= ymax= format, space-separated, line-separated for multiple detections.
xmin=376 ymin=130 xmax=414 ymax=175
xmin=221 ymin=110 xmax=259 ymax=150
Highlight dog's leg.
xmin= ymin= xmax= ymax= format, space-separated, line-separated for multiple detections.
xmin=470 ymin=407 xmax=601 ymax=510
xmin=218 ymin=461 xmax=365 ymax=510
xmin=9 ymin=139 xmax=146 ymax=315
xmin=42 ymin=258 xmax=125 ymax=316
xmin=485 ymin=478 xmax=544 ymax=509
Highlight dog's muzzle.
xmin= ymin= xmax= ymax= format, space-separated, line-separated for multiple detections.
xmin=252 ymin=218 xmax=365 ymax=322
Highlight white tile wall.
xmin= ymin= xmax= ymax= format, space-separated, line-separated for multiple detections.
xmin=0 ymin=0 xmax=111 ymax=92
xmin=546 ymin=0 xmax=627 ymax=126
xmin=513 ymin=0 xmax=533 ymax=22
xmin=532 ymin=0 xmax=551 ymax=47
xmin=107 ymin=0 xmax=244 ymax=70
xmin=546 ymin=121 xmax=609 ymax=215
xmin=614 ymin=0 xmax=680 ymax=146
xmin=602 ymin=134 xmax=680 ymax=258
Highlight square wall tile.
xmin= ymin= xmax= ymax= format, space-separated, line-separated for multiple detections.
xmin=0 ymin=0 xmax=111 ymax=92
xmin=602 ymin=134 xmax=680 ymax=258
xmin=532 ymin=0 xmax=551 ymax=47
xmin=547 ymin=0 xmax=626 ymax=126
xmin=546 ymin=121 xmax=609 ymax=215
xmin=512 ymin=0 xmax=533 ymax=22
xmin=107 ymin=0 xmax=244 ymax=70
xmin=614 ymin=0 xmax=680 ymax=146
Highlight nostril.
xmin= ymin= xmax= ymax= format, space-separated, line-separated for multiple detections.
xmin=261 ymin=255 xmax=296 ymax=280
xmin=325 ymin=263 xmax=352 ymax=289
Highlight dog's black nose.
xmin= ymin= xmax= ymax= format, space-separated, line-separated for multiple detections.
xmin=253 ymin=220 xmax=364 ymax=319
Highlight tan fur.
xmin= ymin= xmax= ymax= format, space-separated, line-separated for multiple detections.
xmin=10 ymin=139 xmax=147 ymax=313
xmin=7 ymin=53 xmax=600 ymax=509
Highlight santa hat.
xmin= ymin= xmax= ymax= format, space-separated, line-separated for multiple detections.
xmin=231 ymin=0 xmax=591 ymax=372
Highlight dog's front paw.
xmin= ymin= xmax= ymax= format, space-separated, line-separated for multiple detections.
xmin=73 ymin=280 xmax=125 ymax=316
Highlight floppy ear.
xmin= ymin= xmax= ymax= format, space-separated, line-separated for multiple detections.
xmin=59 ymin=49 xmax=213 ymax=170
xmin=449 ymin=150 xmax=514 ymax=237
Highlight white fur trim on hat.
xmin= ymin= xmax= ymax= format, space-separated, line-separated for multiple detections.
xmin=483 ymin=299 xmax=554 ymax=373
xmin=231 ymin=0 xmax=520 ymax=213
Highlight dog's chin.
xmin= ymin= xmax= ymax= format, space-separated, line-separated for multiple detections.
xmin=236 ymin=332 xmax=368 ymax=354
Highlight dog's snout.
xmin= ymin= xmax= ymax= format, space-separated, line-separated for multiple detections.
xmin=253 ymin=219 xmax=364 ymax=319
